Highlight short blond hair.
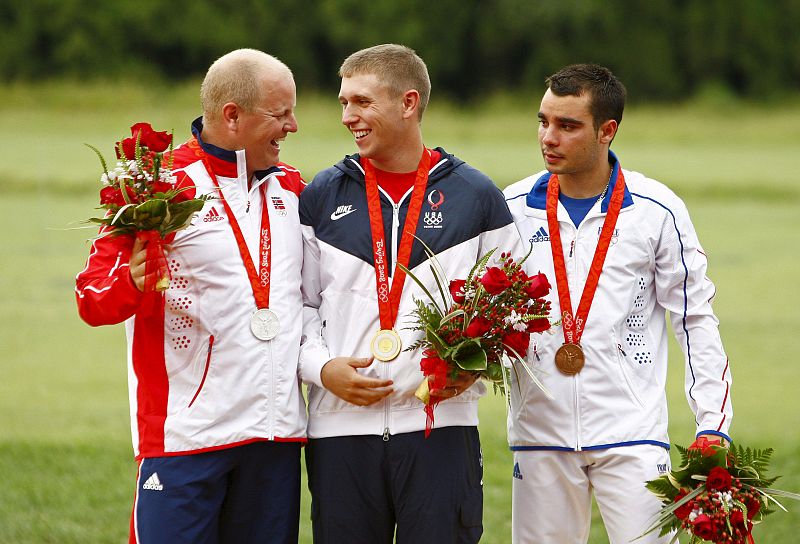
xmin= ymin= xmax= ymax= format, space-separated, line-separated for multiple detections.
xmin=201 ymin=49 xmax=291 ymax=123
xmin=339 ymin=44 xmax=431 ymax=120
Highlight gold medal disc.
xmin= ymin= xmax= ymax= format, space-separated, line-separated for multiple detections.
xmin=555 ymin=343 xmax=585 ymax=375
xmin=371 ymin=329 xmax=402 ymax=362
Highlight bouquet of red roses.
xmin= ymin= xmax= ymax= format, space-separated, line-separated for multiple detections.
xmin=641 ymin=437 xmax=800 ymax=543
xmin=401 ymin=245 xmax=553 ymax=434
xmin=86 ymin=122 xmax=212 ymax=291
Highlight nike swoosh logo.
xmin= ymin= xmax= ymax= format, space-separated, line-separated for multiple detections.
xmin=330 ymin=208 xmax=357 ymax=220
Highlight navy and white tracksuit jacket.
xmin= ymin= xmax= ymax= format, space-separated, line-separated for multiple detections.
xmin=503 ymin=152 xmax=732 ymax=452
xmin=299 ymin=148 xmax=524 ymax=439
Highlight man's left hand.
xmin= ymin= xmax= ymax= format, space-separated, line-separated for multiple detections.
xmin=430 ymin=371 xmax=479 ymax=400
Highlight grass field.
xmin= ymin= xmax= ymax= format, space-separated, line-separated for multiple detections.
xmin=1 ymin=82 xmax=799 ymax=542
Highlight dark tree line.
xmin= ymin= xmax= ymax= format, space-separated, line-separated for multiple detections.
xmin=2 ymin=0 xmax=798 ymax=101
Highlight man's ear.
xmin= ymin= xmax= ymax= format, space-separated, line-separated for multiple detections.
xmin=401 ymin=90 xmax=421 ymax=120
xmin=221 ymin=102 xmax=240 ymax=131
xmin=598 ymin=119 xmax=618 ymax=145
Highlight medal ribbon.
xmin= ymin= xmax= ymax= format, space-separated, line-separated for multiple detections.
xmin=199 ymin=150 xmax=272 ymax=310
xmin=546 ymin=168 xmax=626 ymax=345
xmin=363 ymin=149 xmax=431 ymax=329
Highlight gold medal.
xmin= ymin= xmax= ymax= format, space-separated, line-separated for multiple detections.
xmin=371 ymin=329 xmax=402 ymax=362
xmin=555 ymin=343 xmax=585 ymax=375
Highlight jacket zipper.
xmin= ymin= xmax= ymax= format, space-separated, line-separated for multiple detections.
xmin=570 ymin=218 xmax=582 ymax=450
xmin=268 ymin=340 xmax=276 ymax=440
xmin=189 ymin=335 xmax=215 ymax=408
xmin=382 ymin=201 xmax=402 ymax=440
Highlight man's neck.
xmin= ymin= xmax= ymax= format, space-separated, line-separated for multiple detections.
xmin=557 ymin=160 xmax=613 ymax=199
xmin=201 ymin=128 xmax=258 ymax=184
xmin=368 ymin=134 xmax=425 ymax=173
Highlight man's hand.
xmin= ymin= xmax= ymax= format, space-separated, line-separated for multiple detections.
xmin=128 ymin=236 xmax=149 ymax=292
xmin=430 ymin=370 xmax=479 ymax=401
xmin=320 ymin=357 xmax=393 ymax=406
xmin=690 ymin=434 xmax=729 ymax=451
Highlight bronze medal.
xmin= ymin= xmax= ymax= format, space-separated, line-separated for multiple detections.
xmin=555 ymin=343 xmax=585 ymax=375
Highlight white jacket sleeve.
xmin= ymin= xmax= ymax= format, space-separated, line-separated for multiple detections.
xmin=298 ymin=223 xmax=332 ymax=388
xmin=654 ymin=196 xmax=732 ymax=440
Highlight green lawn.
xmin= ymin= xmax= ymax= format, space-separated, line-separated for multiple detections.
xmin=1 ymin=82 xmax=799 ymax=542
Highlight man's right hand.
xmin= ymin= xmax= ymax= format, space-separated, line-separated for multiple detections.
xmin=320 ymin=357 xmax=393 ymax=406
xmin=128 ymin=236 xmax=148 ymax=292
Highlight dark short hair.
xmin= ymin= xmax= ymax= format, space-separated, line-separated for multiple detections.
xmin=545 ymin=64 xmax=626 ymax=130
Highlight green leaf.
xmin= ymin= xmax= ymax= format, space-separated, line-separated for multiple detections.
xmin=398 ymin=262 xmax=444 ymax=316
xmin=84 ymin=143 xmax=110 ymax=177
xmin=161 ymin=199 xmax=207 ymax=233
xmin=425 ymin=327 xmax=450 ymax=355
xmin=133 ymin=199 xmax=168 ymax=230
xmin=454 ymin=345 xmax=487 ymax=371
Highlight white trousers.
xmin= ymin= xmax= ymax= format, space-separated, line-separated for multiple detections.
xmin=511 ymin=445 xmax=673 ymax=544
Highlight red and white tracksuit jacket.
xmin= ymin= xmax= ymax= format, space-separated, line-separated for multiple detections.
xmin=75 ymin=134 xmax=307 ymax=459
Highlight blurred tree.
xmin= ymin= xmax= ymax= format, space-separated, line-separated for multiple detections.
xmin=0 ymin=0 xmax=796 ymax=101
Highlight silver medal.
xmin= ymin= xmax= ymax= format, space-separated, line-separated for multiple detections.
xmin=250 ymin=308 xmax=280 ymax=341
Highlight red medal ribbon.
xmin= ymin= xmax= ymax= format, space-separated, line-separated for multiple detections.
xmin=546 ymin=168 xmax=626 ymax=346
xmin=363 ymin=149 xmax=431 ymax=329
xmin=199 ymin=150 xmax=272 ymax=310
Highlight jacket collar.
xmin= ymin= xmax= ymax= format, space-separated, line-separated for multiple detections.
xmin=525 ymin=150 xmax=633 ymax=211
xmin=333 ymin=147 xmax=460 ymax=185
xmin=190 ymin=117 xmax=280 ymax=181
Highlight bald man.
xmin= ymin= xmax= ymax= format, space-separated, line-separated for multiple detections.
xmin=76 ymin=49 xmax=306 ymax=543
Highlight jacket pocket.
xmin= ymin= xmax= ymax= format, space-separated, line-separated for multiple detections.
xmin=612 ymin=333 xmax=645 ymax=409
xmin=188 ymin=335 xmax=214 ymax=408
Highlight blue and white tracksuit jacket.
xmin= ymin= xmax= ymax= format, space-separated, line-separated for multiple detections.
xmin=299 ymin=148 xmax=524 ymax=439
xmin=503 ymin=153 xmax=732 ymax=452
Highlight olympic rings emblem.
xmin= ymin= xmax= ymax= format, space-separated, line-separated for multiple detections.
xmin=423 ymin=211 xmax=443 ymax=226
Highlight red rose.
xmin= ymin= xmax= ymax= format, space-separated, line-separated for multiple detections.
xmin=480 ymin=267 xmax=511 ymax=294
xmin=129 ymin=122 xmax=172 ymax=153
xmin=116 ymin=137 xmax=137 ymax=160
xmin=730 ymin=509 xmax=746 ymax=529
xmin=150 ymin=181 xmax=173 ymax=195
xmin=673 ymin=490 xmax=692 ymax=520
xmin=526 ymin=317 xmax=550 ymax=333
xmin=100 ymin=186 xmax=125 ymax=206
xmin=420 ymin=351 xmax=448 ymax=391
xmin=144 ymin=129 xmax=172 ymax=152
xmin=449 ymin=279 xmax=467 ymax=303
xmin=503 ymin=330 xmax=530 ymax=357
xmin=706 ymin=466 xmax=732 ymax=491
xmin=465 ymin=316 xmax=492 ymax=338
xmin=525 ymin=272 xmax=551 ymax=299
xmin=691 ymin=513 xmax=715 ymax=540
xmin=746 ymin=498 xmax=761 ymax=520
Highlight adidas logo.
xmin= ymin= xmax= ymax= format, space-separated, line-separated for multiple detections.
xmin=513 ymin=462 xmax=524 ymax=480
xmin=330 ymin=204 xmax=356 ymax=221
xmin=203 ymin=207 xmax=225 ymax=222
xmin=529 ymin=226 xmax=549 ymax=243
xmin=142 ymin=472 xmax=164 ymax=491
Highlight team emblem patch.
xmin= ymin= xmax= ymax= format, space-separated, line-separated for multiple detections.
xmin=423 ymin=190 xmax=445 ymax=229
xmin=271 ymin=196 xmax=287 ymax=216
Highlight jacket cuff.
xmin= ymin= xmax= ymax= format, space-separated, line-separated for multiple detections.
xmin=300 ymin=345 xmax=332 ymax=388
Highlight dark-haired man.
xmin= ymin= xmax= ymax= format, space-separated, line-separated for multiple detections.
xmin=504 ymin=63 xmax=732 ymax=543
